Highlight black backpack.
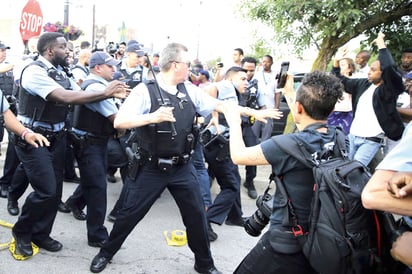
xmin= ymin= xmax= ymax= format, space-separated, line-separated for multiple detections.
xmin=273 ymin=127 xmax=381 ymax=274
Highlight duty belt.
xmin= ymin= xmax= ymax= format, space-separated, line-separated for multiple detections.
xmin=31 ymin=126 xmax=66 ymax=142
xmin=147 ymin=154 xmax=190 ymax=166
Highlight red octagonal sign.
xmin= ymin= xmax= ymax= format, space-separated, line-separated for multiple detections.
xmin=19 ymin=0 xmax=43 ymax=41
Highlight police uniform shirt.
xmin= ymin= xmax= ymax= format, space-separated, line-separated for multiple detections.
xmin=19 ymin=56 xmax=79 ymax=130
xmin=0 ymin=89 xmax=11 ymax=113
xmin=119 ymin=61 xmax=149 ymax=83
xmin=72 ymin=74 xmax=118 ymax=135
xmin=118 ymin=76 xmax=219 ymax=118
xmin=213 ymin=80 xmax=239 ymax=103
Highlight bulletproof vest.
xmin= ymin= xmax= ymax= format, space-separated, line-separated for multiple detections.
xmin=117 ymin=63 xmax=144 ymax=89
xmin=18 ymin=60 xmax=70 ymax=124
xmin=237 ymin=90 xmax=254 ymax=127
xmin=71 ymin=64 xmax=89 ymax=75
xmin=72 ymin=79 xmax=115 ymax=136
xmin=135 ymin=81 xmax=196 ymax=157
xmin=0 ymin=68 xmax=14 ymax=96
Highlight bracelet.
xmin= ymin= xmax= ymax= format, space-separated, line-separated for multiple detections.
xmin=20 ymin=128 xmax=33 ymax=141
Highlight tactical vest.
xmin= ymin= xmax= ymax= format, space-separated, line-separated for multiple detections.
xmin=135 ymin=81 xmax=196 ymax=157
xmin=237 ymin=89 xmax=256 ymax=127
xmin=18 ymin=60 xmax=70 ymax=124
xmin=117 ymin=63 xmax=144 ymax=89
xmin=72 ymin=79 xmax=115 ymax=136
xmin=0 ymin=68 xmax=14 ymax=96
xmin=71 ymin=64 xmax=89 ymax=75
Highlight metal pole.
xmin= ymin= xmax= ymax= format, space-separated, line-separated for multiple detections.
xmin=64 ymin=0 xmax=69 ymax=25
xmin=92 ymin=4 xmax=96 ymax=47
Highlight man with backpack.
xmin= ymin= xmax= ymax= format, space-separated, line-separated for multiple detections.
xmin=224 ymin=69 xmax=373 ymax=273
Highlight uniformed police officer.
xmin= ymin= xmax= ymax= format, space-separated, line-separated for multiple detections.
xmin=202 ymin=66 xmax=258 ymax=241
xmin=0 ymin=41 xmax=16 ymax=198
xmin=12 ymin=32 xmax=128 ymax=257
xmin=63 ymin=51 xmax=121 ymax=247
xmin=89 ymin=42 xmax=282 ymax=273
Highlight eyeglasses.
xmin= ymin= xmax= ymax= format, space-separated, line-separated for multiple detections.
xmin=170 ymin=60 xmax=191 ymax=68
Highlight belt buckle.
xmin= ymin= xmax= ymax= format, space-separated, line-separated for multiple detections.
xmin=171 ymin=156 xmax=180 ymax=165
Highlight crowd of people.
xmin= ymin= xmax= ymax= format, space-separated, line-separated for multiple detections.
xmin=0 ymin=29 xmax=410 ymax=274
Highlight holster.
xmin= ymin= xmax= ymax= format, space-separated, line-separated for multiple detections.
xmin=125 ymin=145 xmax=142 ymax=180
xmin=11 ymin=132 xmax=30 ymax=150
xmin=31 ymin=126 xmax=66 ymax=152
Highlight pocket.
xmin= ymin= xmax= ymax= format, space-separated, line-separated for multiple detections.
xmin=269 ymin=229 xmax=302 ymax=254
xmin=303 ymin=223 xmax=349 ymax=274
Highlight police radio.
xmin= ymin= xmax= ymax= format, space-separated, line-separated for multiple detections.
xmin=146 ymin=54 xmax=177 ymax=137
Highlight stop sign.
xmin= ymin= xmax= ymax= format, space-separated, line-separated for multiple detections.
xmin=19 ymin=0 xmax=43 ymax=41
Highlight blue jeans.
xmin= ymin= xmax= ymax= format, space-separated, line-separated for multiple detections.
xmin=347 ymin=134 xmax=381 ymax=166
xmin=192 ymin=143 xmax=212 ymax=208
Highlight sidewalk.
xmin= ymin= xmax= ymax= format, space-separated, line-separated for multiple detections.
xmin=0 ymin=141 xmax=273 ymax=274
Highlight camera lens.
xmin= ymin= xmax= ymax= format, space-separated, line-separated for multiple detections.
xmin=244 ymin=193 xmax=273 ymax=237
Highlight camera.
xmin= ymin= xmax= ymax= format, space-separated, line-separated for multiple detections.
xmin=276 ymin=61 xmax=290 ymax=89
xmin=217 ymin=62 xmax=223 ymax=68
xmin=106 ymin=42 xmax=119 ymax=55
xmin=244 ymin=192 xmax=273 ymax=237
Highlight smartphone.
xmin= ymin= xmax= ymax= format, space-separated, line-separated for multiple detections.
xmin=276 ymin=61 xmax=290 ymax=88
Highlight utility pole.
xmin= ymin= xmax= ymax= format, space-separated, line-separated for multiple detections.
xmin=64 ymin=0 xmax=69 ymax=25
xmin=92 ymin=4 xmax=96 ymax=47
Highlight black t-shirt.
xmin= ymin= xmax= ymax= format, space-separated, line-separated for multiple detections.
xmin=261 ymin=125 xmax=337 ymax=232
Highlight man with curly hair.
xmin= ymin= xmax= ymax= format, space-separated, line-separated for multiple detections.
xmin=222 ymin=70 xmax=344 ymax=273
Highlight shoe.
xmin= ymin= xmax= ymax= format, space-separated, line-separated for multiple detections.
xmin=7 ymin=200 xmax=19 ymax=216
xmin=64 ymin=175 xmax=80 ymax=183
xmin=106 ymin=212 xmax=117 ymax=223
xmin=57 ymin=201 xmax=71 ymax=213
xmin=12 ymin=232 xmax=33 ymax=256
xmin=225 ymin=217 xmax=247 ymax=227
xmin=32 ymin=237 xmax=63 ymax=252
xmin=194 ymin=264 xmax=222 ymax=274
xmin=106 ymin=174 xmax=116 ymax=183
xmin=243 ymin=181 xmax=257 ymax=199
xmin=65 ymin=201 xmax=87 ymax=221
xmin=0 ymin=184 xmax=8 ymax=198
xmin=88 ymin=239 xmax=108 ymax=248
xmin=90 ymin=253 xmax=112 ymax=273
xmin=207 ymin=222 xmax=217 ymax=242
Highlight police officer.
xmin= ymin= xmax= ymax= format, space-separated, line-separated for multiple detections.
xmin=89 ymin=42 xmax=282 ymax=274
xmin=202 ymin=66 xmax=255 ymax=240
xmin=64 ymin=51 xmax=121 ymax=247
xmin=106 ymin=40 xmax=147 ymax=183
xmin=0 ymin=41 xmax=15 ymax=198
xmin=12 ymin=32 xmax=128 ymax=257
xmin=240 ymin=57 xmax=262 ymax=199
xmin=0 ymin=88 xmax=48 ymax=148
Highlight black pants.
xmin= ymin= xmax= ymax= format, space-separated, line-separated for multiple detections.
xmin=99 ymin=162 xmax=215 ymax=270
xmin=242 ymin=126 xmax=259 ymax=183
xmin=234 ymin=231 xmax=316 ymax=274
xmin=13 ymin=135 xmax=66 ymax=242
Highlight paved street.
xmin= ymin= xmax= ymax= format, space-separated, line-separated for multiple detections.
xmin=0 ymin=139 xmax=273 ymax=274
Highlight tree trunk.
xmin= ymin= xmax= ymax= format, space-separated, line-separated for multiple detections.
xmin=311 ymin=38 xmax=340 ymax=72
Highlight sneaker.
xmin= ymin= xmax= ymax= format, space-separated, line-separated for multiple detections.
xmin=243 ymin=181 xmax=257 ymax=199
xmin=207 ymin=222 xmax=217 ymax=242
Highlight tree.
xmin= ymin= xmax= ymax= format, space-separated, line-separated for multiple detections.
xmin=240 ymin=0 xmax=412 ymax=71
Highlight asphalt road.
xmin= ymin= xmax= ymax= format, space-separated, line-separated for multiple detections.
xmin=0 ymin=139 xmax=274 ymax=274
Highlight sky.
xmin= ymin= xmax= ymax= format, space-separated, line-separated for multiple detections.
xmin=2 ymin=0 xmax=262 ymax=64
